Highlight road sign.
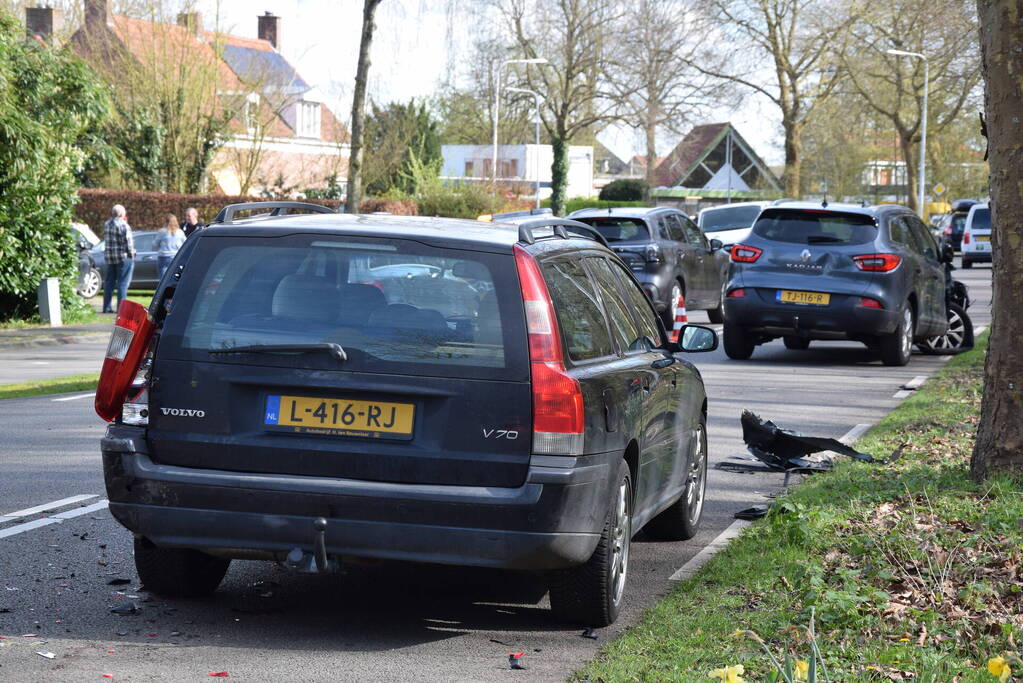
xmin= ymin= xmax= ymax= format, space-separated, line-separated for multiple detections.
xmin=933 ymin=183 xmax=946 ymax=196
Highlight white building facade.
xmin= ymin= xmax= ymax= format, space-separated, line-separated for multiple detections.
xmin=441 ymin=144 xmax=595 ymax=200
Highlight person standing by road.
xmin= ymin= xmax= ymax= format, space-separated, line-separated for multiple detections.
xmin=154 ymin=213 xmax=186 ymax=280
xmin=181 ymin=207 xmax=205 ymax=237
xmin=102 ymin=204 xmax=135 ymax=314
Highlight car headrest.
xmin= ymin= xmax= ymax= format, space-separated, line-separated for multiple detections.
xmin=271 ymin=275 xmax=340 ymax=323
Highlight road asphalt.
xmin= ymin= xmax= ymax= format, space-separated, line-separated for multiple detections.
xmin=0 ymin=263 xmax=992 ymax=682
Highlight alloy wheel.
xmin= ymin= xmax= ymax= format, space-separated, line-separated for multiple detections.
xmin=900 ymin=307 xmax=913 ymax=359
xmin=610 ymin=477 xmax=632 ymax=605
xmin=922 ymin=306 xmax=968 ymax=352
xmin=686 ymin=425 xmax=707 ymax=527
xmin=79 ymin=269 xmax=101 ymax=299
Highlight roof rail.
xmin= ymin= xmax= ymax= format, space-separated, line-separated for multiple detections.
xmin=515 ymin=217 xmax=610 ymax=248
xmin=211 ymin=201 xmax=339 ymax=225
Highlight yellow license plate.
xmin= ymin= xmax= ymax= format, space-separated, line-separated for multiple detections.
xmin=976 ymin=235 xmax=990 ymax=242
xmin=264 ymin=395 xmax=415 ymax=439
xmin=777 ymin=290 xmax=831 ymax=305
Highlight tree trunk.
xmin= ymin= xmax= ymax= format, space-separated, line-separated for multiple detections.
xmin=971 ymin=0 xmax=1023 ymax=480
xmin=644 ymin=105 xmax=658 ymax=198
xmin=782 ymin=120 xmax=802 ymax=198
xmin=346 ymin=0 xmax=382 ymax=214
xmin=550 ymin=134 xmax=568 ymax=216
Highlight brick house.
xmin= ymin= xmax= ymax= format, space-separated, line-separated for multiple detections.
xmin=30 ymin=1 xmax=348 ymax=195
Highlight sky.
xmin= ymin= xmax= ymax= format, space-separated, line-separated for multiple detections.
xmin=196 ymin=0 xmax=784 ymax=165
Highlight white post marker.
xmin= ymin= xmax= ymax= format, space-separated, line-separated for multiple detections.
xmin=37 ymin=277 xmax=62 ymax=327
xmin=669 ymin=295 xmax=687 ymax=343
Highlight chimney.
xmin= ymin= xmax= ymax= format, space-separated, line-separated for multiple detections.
xmin=176 ymin=11 xmax=203 ymax=38
xmin=84 ymin=0 xmax=111 ymax=31
xmin=26 ymin=5 xmax=65 ymax=44
xmin=257 ymin=11 xmax=280 ymax=50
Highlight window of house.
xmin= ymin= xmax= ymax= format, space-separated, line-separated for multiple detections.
xmin=464 ymin=160 xmax=475 ymax=177
xmin=298 ymin=101 xmax=321 ymax=138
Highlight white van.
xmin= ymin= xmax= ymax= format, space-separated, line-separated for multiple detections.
xmin=961 ymin=204 xmax=991 ymax=268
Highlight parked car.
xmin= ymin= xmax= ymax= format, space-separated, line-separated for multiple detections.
xmin=936 ymin=199 xmax=977 ymax=251
xmin=568 ymin=207 xmax=729 ymax=324
xmin=96 ymin=204 xmax=719 ymax=627
xmin=71 ymin=222 xmax=102 ymax=298
xmin=722 ymin=202 xmax=949 ymax=366
xmin=960 ymin=203 xmax=991 ymax=268
xmin=696 ymin=201 xmax=771 ymax=249
xmin=90 ymin=231 xmax=162 ymax=290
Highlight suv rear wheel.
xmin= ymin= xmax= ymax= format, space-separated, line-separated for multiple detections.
xmin=783 ymin=336 xmax=810 ymax=350
xmin=879 ymin=303 xmax=914 ymax=366
xmin=643 ymin=419 xmax=707 ymax=541
xmin=723 ymin=323 xmax=755 ymax=360
xmin=549 ymin=460 xmax=632 ymax=626
xmin=134 ymin=538 xmax=230 ymax=597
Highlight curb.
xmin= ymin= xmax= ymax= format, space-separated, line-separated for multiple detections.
xmin=0 ymin=332 xmax=111 ymax=350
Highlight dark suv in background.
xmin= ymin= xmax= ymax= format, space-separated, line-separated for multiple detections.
xmin=96 ymin=204 xmax=718 ymax=627
xmin=723 ymin=202 xmax=948 ymax=366
xmin=568 ymin=207 xmax=729 ymax=323
xmin=936 ymin=199 xmax=977 ymax=251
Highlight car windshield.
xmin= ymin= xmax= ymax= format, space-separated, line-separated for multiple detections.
xmin=573 ymin=217 xmax=649 ymax=242
xmin=700 ymin=205 xmax=762 ymax=232
xmin=970 ymin=208 xmax=991 ymax=231
xmin=162 ymin=234 xmax=525 ymax=379
xmin=752 ymin=209 xmax=878 ymax=245
xmin=951 ymin=214 xmax=967 ymax=230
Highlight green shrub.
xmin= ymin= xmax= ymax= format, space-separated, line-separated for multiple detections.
xmin=599 ymin=178 xmax=648 ymax=201
xmin=0 ymin=11 xmax=111 ymax=321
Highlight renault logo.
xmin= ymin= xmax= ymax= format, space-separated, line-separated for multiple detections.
xmin=800 ymin=249 xmax=812 ymax=262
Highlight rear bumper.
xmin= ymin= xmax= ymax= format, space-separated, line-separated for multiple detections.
xmin=962 ymin=250 xmax=991 ymax=263
xmin=723 ymin=287 xmax=901 ymax=339
xmin=102 ymin=426 xmax=614 ymax=570
xmin=632 ymin=269 xmax=673 ymax=311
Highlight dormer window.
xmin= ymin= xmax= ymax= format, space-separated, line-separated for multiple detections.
xmin=297 ymin=101 xmax=321 ymax=138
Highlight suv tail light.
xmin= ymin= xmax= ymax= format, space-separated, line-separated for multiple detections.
xmin=852 ymin=254 xmax=902 ymax=272
xmin=731 ymin=244 xmax=763 ymax=263
xmin=944 ymin=226 xmax=953 ymax=236
xmin=963 ymin=232 xmax=971 ymax=245
xmin=858 ymin=297 xmax=884 ymax=309
xmin=513 ymin=245 xmax=584 ymax=455
xmin=95 ymin=300 xmax=155 ymax=422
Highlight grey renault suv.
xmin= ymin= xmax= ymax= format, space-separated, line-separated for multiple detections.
xmin=722 ymin=202 xmax=949 ymax=366
xmin=96 ymin=203 xmax=718 ymax=626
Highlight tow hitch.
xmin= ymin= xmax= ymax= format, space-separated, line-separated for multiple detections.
xmin=285 ymin=517 xmax=339 ymax=573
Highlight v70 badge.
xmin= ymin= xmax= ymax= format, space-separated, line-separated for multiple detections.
xmin=482 ymin=429 xmax=519 ymax=440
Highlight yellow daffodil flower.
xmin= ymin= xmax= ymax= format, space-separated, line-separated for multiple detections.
xmin=795 ymin=659 xmax=809 ymax=680
xmin=988 ymin=656 xmax=1012 ymax=682
xmin=708 ymin=664 xmax=746 ymax=682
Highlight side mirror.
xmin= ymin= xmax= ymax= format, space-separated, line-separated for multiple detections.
xmin=940 ymin=241 xmax=955 ymax=264
xmin=667 ymin=324 xmax=718 ymax=353
xmin=709 ymin=238 xmax=723 ymax=252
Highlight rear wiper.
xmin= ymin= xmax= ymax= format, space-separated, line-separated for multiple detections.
xmin=806 ymin=234 xmax=844 ymax=243
xmin=211 ymin=342 xmax=347 ymax=362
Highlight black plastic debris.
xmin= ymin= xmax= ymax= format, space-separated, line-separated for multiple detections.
xmin=508 ymin=651 xmax=525 ymax=670
xmin=741 ymin=410 xmax=877 ymax=468
xmin=581 ymin=628 xmax=599 ymax=639
xmin=489 ymin=638 xmax=511 ymax=646
xmin=110 ymin=602 xmax=141 ymax=616
xmin=107 ymin=578 xmax=131 ymax=586
xmin=734 ymin=505 xmax=770 ymax=520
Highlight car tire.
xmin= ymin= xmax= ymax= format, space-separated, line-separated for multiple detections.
xmin=961 ymin=258 xmax=973 ymax=269
xmin=723 ymin=323 xmax=755 ymax=360
xmin=706 ymin=287 xmax=724 ymax=324
xmin=78 ymin=268 xmax=101 ymax=299
xmin=549 ymin=460 xmax=632 ymax=627
xmin=879 ymin=303 xmax=914 ymax=366
xmin=134 ymin=538 xmax=230 ymax=598
xmin=917 ymin=302 xmax=974 ymax=355
xmin=661 ymin=280 xmax=684 ymax=328
xmin=783 ymin=336 xmax=810 ymax=350
xmin=643 ymin=419 xmax=707 ymax=542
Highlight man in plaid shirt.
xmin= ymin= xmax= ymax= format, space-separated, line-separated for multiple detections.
xmin=102 ymin=204 xmax=136 ymax=313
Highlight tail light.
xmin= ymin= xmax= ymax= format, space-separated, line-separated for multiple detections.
xmin=963 ymin=232 xmax=971 ymax=245
xmin=858 ymin=297 xmax=884 ymax=309
xmin=645 ymin=243 xmax=661 ymax=263
xmin=943 ymin=226 xmax=953 ymax=236
xmin=731 ymin=244 xmax=763 ymax=263
xmin=852 ymin=254 xmax=902 ymax=272
xmin=513 ymin=245 xmax=584 ymax=456
xmin=727 ymin=288 xmax=746 ymax=298
xmin=95 ymin=300 xmax=155 ymax=422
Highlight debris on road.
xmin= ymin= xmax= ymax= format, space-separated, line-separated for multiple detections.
xmin=110 ymin=602 xmax=140 ymax=616
xmin=734 ymin=505 xmax=770 ymax=520
xmin=208 ymin=672 xmax=230 ymax=677
xmin=107 ymin=578 xmax=131 ymax=586
xmin=581 ymin=628 xmax=599 ymax=639
xmin=508 ymin=651 xmax=525 ymax=670
xmin=36 ymin=651 xmax=56 ymax=659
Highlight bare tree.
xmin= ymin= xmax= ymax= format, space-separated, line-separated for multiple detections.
xmin=500 ymin=0 xmax=622 ymax=215
xmin=609 ymin=0 xmax=722 ymax=193
xmin=346 ymin=0 xmax=383 ymax=213
xmin=971 ymin=0 xmax=1023 ymax=480
xmin=838 ymin=0 xmax=981 ymax=213
xmin=694 ymin=0 xmax=851 ymax=197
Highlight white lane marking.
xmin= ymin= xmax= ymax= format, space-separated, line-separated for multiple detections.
xmin=0 ymin=495 xmax=98 ymax=522
xmin=838 ymin=423 xmax=872 ymax=444
xmin=974 ymin=325 xmax=987 ymax=335
xmin=669 ymin=519 xmax=750 ymax=581
xmin=893 ymin=389 xmax=913 ymax=399
xmin=51 ymin=392 xmax=96 ymax=402
xmin=902 ymin=375 xmax=928 ymax=391
xmin=0 ymin=500 xmax=109 ymax=540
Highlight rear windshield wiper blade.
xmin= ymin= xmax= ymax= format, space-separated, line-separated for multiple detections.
xmin=211 ymin=342 xmax=347 ymax=362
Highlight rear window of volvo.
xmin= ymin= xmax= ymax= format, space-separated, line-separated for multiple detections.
xmin=160 ymin=234 xmax=527 ymax=380
xmin=752 ymin=209 xmax=877 ymax=245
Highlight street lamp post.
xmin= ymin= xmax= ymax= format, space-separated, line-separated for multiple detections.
xmin=507 ymin=87 xmax=545 ymax=209
xmin=887 ymin=49 xmax=929 ymax=219
xmin=491 ymin=58 xmax=547 ymax=183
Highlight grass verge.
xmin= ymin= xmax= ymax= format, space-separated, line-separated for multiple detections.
xmin=0 ymin=373 xmax=100 ymax=400
xmin=578 ymin=332 xmax=1023 ymax=683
